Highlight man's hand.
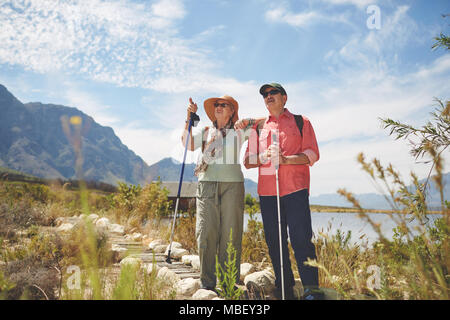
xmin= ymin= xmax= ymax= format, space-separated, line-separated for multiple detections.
xmin=234 ymin=119 xmax=249 ymax=130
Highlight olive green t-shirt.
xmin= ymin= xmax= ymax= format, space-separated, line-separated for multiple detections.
xmin=192 ymin=126 xmax=251 ymax=182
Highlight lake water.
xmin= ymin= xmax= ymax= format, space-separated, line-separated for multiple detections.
xmin=244 ymin=211 xmax=443 ymax=247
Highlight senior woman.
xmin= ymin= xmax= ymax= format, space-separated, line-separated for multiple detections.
xmin=182 ymin=95 xmax=250 ymax=292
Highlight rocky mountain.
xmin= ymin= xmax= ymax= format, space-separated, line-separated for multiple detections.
xmin=1 ymin=83 xmax=445 ymax=207
xmin=0 ymin=84 xmax=259 ymax=194
xmin=0 ymin=84 xmax=152 ymax=186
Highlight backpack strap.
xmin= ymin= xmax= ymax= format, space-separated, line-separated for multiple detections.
xmin=293 ymin=114 xmax=303 ymax=137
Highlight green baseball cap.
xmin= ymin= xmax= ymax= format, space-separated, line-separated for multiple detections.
xmin=259 ymin=83 xmax=287 ymax=96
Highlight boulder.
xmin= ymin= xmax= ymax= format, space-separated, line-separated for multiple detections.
xmin=165 ymin=242 xmax=182 ymax=251
xmin=143 ymin=262 xmax=160 ymax=276
xmin=56 ymin=223 xmax=75 ymax=233
xmin=86 ymin=214 xmax=99 ymax=223
xmin=111 ymin=244 xmax=128 ymax=262
xmin=148 ymin=239 xmax=167 ymax=250
xmin=129 ymin=232 xmax=143 ymax=242
xmin=157 ymin=267 xmax=180 ymax=284
xmin=182 ymin=255 xmax=199 ymax=266
xmin=95 ymin=217 xmax=111 ymax=230
xmin=109 ymin=223 xmax=125 ymax=235
xmin=192 ymin=289 xmax=218 ymax=300
xmin=176 ymin=278 xmax=201 ymax=296
xmin=166 ymin=247 xmax=189 ymax=260
xmin=120 ymin=256 xmax=141 ymax=269
xmin=153 ymin=244 xmax=169 ymax=253
xmin=244 ymin=268 xmax=276 ymax=294
xmin=240 ymin=263 xmax=255 ymax=282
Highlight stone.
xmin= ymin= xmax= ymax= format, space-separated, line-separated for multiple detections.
xmin=95 ymin=217 xmax=111 ymax=230
xmin=56 ymin=223 xmax=75 ymax=233
xmin=143 ymin=262 xmax=160 ymax=275
xmin=166 ymin=247 xmax=189 ymax=260
xmin=87 ymin=214 xmax=99 ymax=223
xmin=244 ymin=268 xmax=276 ymax=294
xmin=191 ymin=256 xmax=200 ymax=271
xmin=111 ymin=244 xmax=128 ymax=262
xmin=181 ymin=255 xmax=199 ymax=266
xmin=192 ymin=289 xmax=218 ymax=300
xmin=176 ymin=278 xmax=201 ymax=296
xmin=120 ymin=256 xmax=141 ymax=269
xmin=165 ymin=242 xmax=182 ymax=251
xmin=148 ymin=239 xmax=167 ymax=250
xmin=153 ymin=244 xmax=168 ymax=253
xmin=157 ymin=267 xmax=180 ymax=284
xmin=109 ymin=223 xmax=125 ymax=235
xmin=130 ymin=232 xmax=143 ymax=242
xmin=240 ymin=263 xmax=255 ymax=282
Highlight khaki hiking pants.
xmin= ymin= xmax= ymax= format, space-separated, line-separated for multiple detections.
xmin=196 ymin=181 xmax=245 ymax=289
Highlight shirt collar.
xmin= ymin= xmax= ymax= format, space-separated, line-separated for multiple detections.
xmin=267 ymin=108 xmax=293 ymax=123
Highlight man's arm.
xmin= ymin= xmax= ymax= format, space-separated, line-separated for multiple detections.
xmin=280 ymin=153 xmax=310 ymax=165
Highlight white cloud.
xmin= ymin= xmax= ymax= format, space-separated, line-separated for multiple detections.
xmin=264 ymin=5 xmax=351 ymax=28
xmin=320 ymin=0 xmax=374 ymax=9
xmin=0 ymin=0 xmax=213 ymax=92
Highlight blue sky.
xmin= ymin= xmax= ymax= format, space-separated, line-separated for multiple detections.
xmin=0 ymin=0 xmax=449 ymax=196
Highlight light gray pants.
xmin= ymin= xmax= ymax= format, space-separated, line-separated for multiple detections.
xmin=196 ymin=181 xmax=245 ymax=289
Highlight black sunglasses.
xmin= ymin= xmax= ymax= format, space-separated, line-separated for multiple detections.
xmin=262 ymin=89 xmax=281 ymax=98
xmin=214 ymin=102 xmax=231 ymax=108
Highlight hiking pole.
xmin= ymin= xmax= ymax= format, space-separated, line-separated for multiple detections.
xmin=166 ymin=111 xmax=200 ymax=264
xmin=272 ymin=131 xmax=285 ymax=300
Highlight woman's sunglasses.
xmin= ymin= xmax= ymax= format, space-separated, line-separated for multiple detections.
xmin=214 ymin=102 xmax=231 ymax=108
xmin=262 ymin=89 xmax=281 ymax=98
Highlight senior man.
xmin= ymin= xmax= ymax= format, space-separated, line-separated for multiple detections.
xmin=244 ymin=83 xmax=322 ymax=300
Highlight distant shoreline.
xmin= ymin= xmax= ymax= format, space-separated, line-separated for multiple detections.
xmin=246 ymin=205 xmax=443 ymax=215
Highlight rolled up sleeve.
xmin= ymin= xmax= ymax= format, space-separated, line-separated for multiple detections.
xmin=301 ymin=117 xmax=320 ymax=166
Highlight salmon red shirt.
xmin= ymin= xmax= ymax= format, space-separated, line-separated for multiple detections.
xmin=245 ymin=108 xmax=319 ymax=197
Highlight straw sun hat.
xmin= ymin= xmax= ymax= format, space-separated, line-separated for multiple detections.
xmin=203 ymin=95 xmax=239 ymax=123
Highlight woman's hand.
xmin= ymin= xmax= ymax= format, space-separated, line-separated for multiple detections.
xmin=187 ymin=97 xmax=198 ymax=121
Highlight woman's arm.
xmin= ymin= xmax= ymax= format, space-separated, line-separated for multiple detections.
xmin=181 ymin=97 xmax=198 ymax=151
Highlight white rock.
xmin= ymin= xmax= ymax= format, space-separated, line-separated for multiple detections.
xmin=95 ymin=217 xmax=110 ymax=229
xmin=143 ymin=262 xmax=160 ymax=275
xmin=192 ymin=289 xmax=218 ymax=300
xmin=56 ymin=223 xmax=75 ymax=233
xmin=166 ymin=247 xmax=189 ymax=260
xmin=153 ymin=244 xmax=168 ymax=253
xmin=240 ymin=263 xmax=255 ymax=282
xmin=55 ymin=217 xmax=66 ymax=227
xmin=109 ymin=223 xmax=125 ymax=235
xmin=244 ymin=269 xmax=276 ymax=294
xmin=111 ymin=244 xmax=128 ymax=262
xmin=148 ymin=239 xmax=167 ymax=250
xmin=191 ymin=256 xmax=200 ymax=271
xmin=120 ymin=256 xmax=141 ymax=269
xmin=130 ymin=232 xmax=143 ymax=242
xmin=181 ymin=255 xmax=199 ymax=266
xmin=87 ymin=214 xmax=99 ymax=223
xmin=165 ymin=242 xmax=182 ymax=252
xmin=157 ymin=267 xmax=180 ymax=284
xmin=176 ymin=278 xmax=201 ymax=296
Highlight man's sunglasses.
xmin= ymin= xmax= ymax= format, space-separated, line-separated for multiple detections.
xmin=214 ymin=102 xmax=231 ymax=108
xmin=262 ymin=89 xmax=281 ymax=98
